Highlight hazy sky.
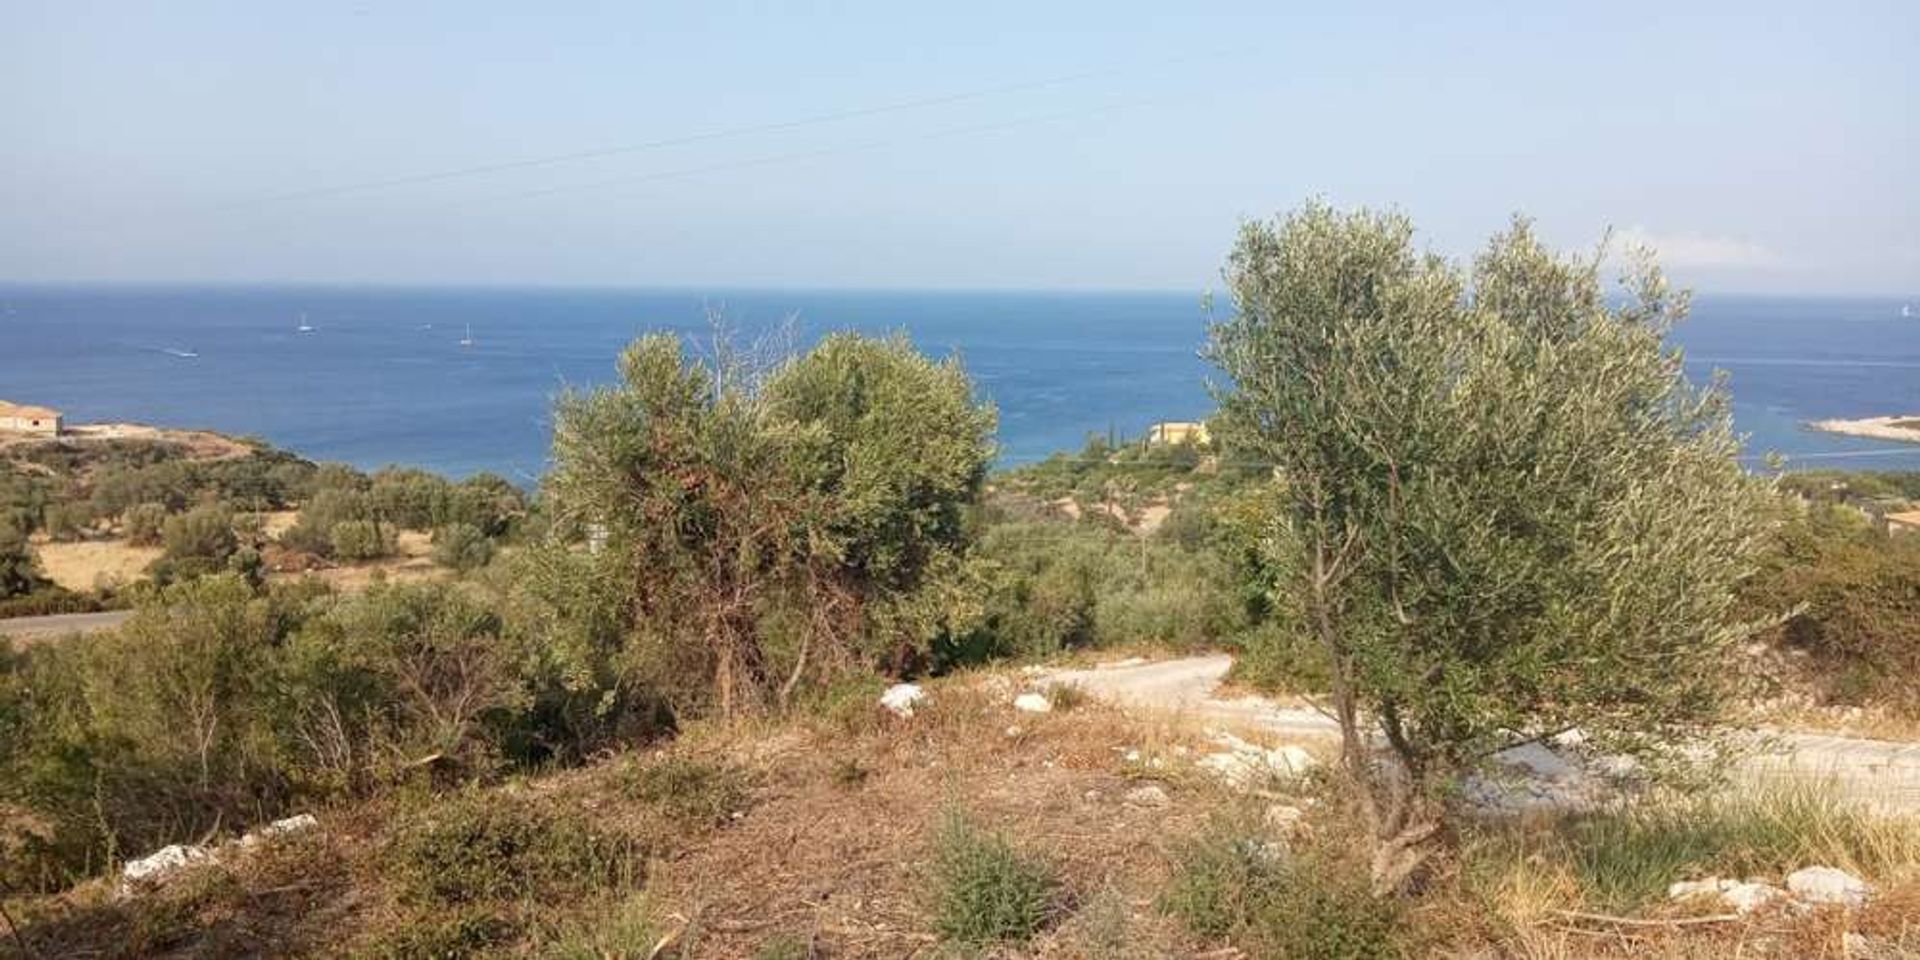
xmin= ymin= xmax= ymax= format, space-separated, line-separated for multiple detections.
xmin=5 ymin=1 xmax=1916 ymax=293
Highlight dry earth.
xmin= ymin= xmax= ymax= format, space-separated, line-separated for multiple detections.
xmin=1039 ymin=654 xmax=1920 ymax=815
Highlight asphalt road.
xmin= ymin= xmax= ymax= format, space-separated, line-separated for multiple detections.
xmin=0 ymin=609 xmax=132 ymax=644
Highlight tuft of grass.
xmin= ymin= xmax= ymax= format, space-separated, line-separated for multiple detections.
xmin=619 ymin=755 xmax=751 ymax=826
xmin=1162 ymin=813 xmax=1405 ymax=960
xmin=928 ymin=812 xmax=1060 ymax=946
xmin=1464 ymin=784 xmax=1920 ymax=913
xmin=1043 ymin=680 xmax=1089 ymax=711
xmin=753 ymin=932 xmax=813 ymax=959
xmin=364 ymin=907 xmax=514 ymax=959
xmin=829 ymin=756 xmax=869 ymax=789
xmin=531 ymin=897 xmax=659 ymax=959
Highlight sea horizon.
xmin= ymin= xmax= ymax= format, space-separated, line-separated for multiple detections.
xmin=3 ymin=283 xmax=1916 ymax=480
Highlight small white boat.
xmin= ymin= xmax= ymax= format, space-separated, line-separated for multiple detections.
xmin=163 ymin=347 xmax=199 ymax=358
xmin=296 ymin=312 xmax=316 ymax=333
xmin=1903 ymin=303 xmax=1914 ymax=319
xmin=459 ymin=323 xmax=475 ymax=348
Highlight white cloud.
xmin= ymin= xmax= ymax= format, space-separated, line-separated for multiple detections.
xmin=1609 ymin=226 xmax=1779 ymax=270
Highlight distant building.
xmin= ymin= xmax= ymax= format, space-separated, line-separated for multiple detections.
xmin=0 ymin=400 xmax=62 ymax=436
xmin=1147 ymin=421 xmax=1210 ymax=447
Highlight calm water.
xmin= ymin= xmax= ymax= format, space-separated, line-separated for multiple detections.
xmin=1 ymin=286 xmax=1916 ymax=479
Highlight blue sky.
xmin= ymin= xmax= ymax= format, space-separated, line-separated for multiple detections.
xmin=4 ymin=1 xmax=1915 ymax=293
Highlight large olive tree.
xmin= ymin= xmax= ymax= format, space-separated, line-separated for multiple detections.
xmin=1207 ymin=203 xmax=1773 ymax=891
xmin=546 ymin=330 xmax=994 ymax=718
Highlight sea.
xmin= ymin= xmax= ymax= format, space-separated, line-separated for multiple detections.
xmin=1 ymin=286 xmax=1916 ymax=481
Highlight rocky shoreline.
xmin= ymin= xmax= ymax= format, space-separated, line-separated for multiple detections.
xmin=1807 ymin=415 xmax=1920 ymax=445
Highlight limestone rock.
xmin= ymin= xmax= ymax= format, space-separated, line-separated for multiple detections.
xmin=1263 ymin=803 xmax=1306 ymax=833
xmin=1787 ymin=866 xmax=1872 ymax=906
xmin=1013 ymin=692 xmax=1053 ymax=713
xmin=879 ymin=683 xmax=927 ymax=717
xmin=119 ymin=843 xmax=214 ymax=895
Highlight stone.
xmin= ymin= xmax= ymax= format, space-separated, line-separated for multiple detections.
xmin=1123 ymin=784 xmax=1170 ymax=808
xmin=1667 ymin=877 xmax=1728 ymax=901
xmin=119 ymin=843 xmax=214 ymax=895
xmin=879 ymin=683 xmax=927 ymax=717
xmin=1720 ymin=881 xmax=1784 ymax=915
xmin=1013 ymin=692 xmax=1053 ymax=713
xmin=1786 ymin=866 xmax=1872 ymax=906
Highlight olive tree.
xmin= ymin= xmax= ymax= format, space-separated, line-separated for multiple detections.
xmin=546 ymin=331 xmax=993 ymax=718
xmin=1207 ymin=203 xmax=1773 ymax=892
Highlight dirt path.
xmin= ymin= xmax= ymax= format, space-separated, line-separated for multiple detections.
xmin=1040 ymin=654 xmax=1920 ymax=814
xmin=0 ymin=609 xmax=132 ymax=645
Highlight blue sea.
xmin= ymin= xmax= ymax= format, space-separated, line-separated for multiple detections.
xmin=1 ymin=286 xmax=1916 ymax=480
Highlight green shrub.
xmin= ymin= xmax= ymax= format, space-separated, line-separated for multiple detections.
xmin=160 ymin=504 xmax=236 ymax=566
xmin=430 ymin=522 xmax=493 ymax=572
xmin=1163 ymin=816 xmax=1404 ymax=959
xmin=124 ymin=502 xmax=169 ymax=546
xmin=365 ymin=906 xmax=514 ymax=959
xmin=0 ymin=523 xmax=47 ymax=598
xmin=329 ymin=519 xmax=394 ymax=561
xmin=928 ymin=813 xmax=1057 ymax=946
xmin=531 ymin=897 xmax=658 ymax=959
xmin=385 ymin=792 xmax=638 ymax=907
xmin=619 ymin=756 xmax=749 ymax=826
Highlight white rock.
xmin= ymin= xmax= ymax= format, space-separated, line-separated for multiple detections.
xmin=879 ymin=683 xmax=927 ymax=717
xmin=1004 ymin=725 xmax=1024 ymax=738
xmin=1667 ymin=877 xmax=1729 ymax=901
xmin=1197 ymin=733 xmax=1317 ymax=786
xmin=1787 ymin=866 xmax=1872 ymax=906
xmin=1123 ymin=784 xmax=1171 ymax=808
xmin=1122 ymin=749 xmax=1141 ymax=763
xmin=1720 ymin=881 xmax=1785 ymax=915
xmin=119 ymin=843 xmax=214 ymax=894
xmin=1012 ymin=692 xmax=1053 ymax=713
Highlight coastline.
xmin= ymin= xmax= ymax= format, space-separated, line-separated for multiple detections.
xmin=1807 ymin=415 xmax=1920 ymax=446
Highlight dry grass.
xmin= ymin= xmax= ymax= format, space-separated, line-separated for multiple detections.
xmin=8 ymin=670 xmax=1917 ymax=959
xmin=32 ymin=538 xmax=162 ymax=592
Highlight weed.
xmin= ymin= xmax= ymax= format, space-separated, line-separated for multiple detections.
xmin=532 ymin=896 xmax=658 ymax=959
xmin=928 ymin=812 xmax=1059 ymax=946
xmin=1464 ymin=785 xmax=1920 ymax=912
xmin=364 ymin=906 xmax=514 ymax=959
xmin=385 ymin=791 xmax=638 ymax=906
xmin=1043 ymin=680 xmax=1088 ymax=711
xmin=829 ymin=756 xmax=868 ymax=789
xmin=1162 ymin=814 xmax=1404 ymax=959
xmin=753 ymin=932 xmax=813 ymax=959
xmin=619 ymin=755 xmax=751 ymax=826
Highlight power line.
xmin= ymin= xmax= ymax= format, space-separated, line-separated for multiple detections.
xmin=205 ymin=47 xmax=1236 ymax=214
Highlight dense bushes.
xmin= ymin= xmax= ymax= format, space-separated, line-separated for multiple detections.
xmin=0 ymin=573 xmax=647 ymax=890
xmin=1746 ymin=503 xmax=1920 ymax=712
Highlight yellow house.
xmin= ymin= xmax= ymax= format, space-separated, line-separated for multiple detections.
xmin=1147 ymin=421 xmax=1210 ymax=447
xmin=0 ymin=400 xmax=63 ymax=436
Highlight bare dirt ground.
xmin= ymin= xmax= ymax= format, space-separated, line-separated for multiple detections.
xmin=0 ymin=423 xmax=255 ymax=460
xmin=1039 ymin=654 xmax=1920 ymax=814
xmin=0 ymin=610 xmax=132 ymax=645
xmin=32 ymin=538 xmax=162 ymax=592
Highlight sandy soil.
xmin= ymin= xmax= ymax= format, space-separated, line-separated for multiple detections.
xmin=1808 ymin=415 xmax=1920 ymax=445
xmin=33 ymin=539 xmax=162 ymax=592
xmin=0 ymin=422 xmax=255 ymax=460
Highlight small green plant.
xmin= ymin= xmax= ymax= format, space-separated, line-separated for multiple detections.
xmin=532 ymin=897 xmax=658 ymax=959
xmin=829 ymin=756 xmax=868 ymax=789
xmin=619 ymin=755 xmax=750 ymax=826
xmin=753 ymin=932 xmax=813 ymax=959
xmin=1042 ymin=681 xmax=1088 ymax=711
xmin=365 ymin=906 xmax=514 ymax=959
xmin=431 ymin=521 xmax=494 ymax=572
xmin=928 ymin=812 xmax=1058 ymax=946
xmin=385 ymin=791 xmax=638 ymax=906
xmin=1163 ymin=815 xmax=1404 ymax=959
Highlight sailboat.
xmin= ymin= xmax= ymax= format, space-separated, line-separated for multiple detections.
xmin=459 ymin=323 xmax=475 ymax=348
xmin=296 ymin=313 xmax=316 ymax=333
xmin=1903 ymin=303 xmax=1914 ymax=319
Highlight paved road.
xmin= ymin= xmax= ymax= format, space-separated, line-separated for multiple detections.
xmin=1041 ymin=654 xmax=1920 ymax=814
xmin=0 ymin=609 xmax=132 ymax=644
